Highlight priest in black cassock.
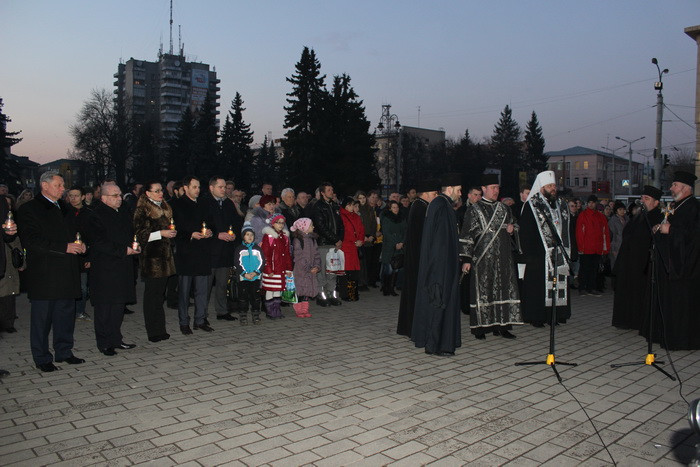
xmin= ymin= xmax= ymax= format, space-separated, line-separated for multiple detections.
xmin=518 ymin=170 xmax=572 ymax=327
xmin=411 ymin=173 xmax=462 ymax=356
xmin=643 ymin=171 xmax=700 ymax=350
xmin=397 ymin=180 xmax=438 ymax=337
xmin=611 ymin=185 xmax=663 ymax=330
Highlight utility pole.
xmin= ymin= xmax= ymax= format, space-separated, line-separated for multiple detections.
xmin=601 ymin=144 xmax=625 ymax=198
xmin=652 ymin=58 xmax=668 ymax=188
xmin=616 ymin=136 xmax=645 ymax=196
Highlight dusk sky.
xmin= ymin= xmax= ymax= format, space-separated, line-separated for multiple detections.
xmin=2 ymin=1 xmax=699 ymax=165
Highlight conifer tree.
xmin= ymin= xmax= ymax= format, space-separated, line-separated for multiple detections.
xmin=0 ymin=98 xmax=23 ymax=188
xmin=167 ymin=107 xmax=196 ymax=181
xmin=524 ymin=111 xmax=547 ymax=174
xmin=491 ymin=105 xmax=522 ymax=196
xmin=253 ymin=135 xmax=279 ymax=190
xmin=282 ymin=47 xmax=326 ymax=190
xmin=193 ymin=91 xmax=219 ymax=179
xmin=220 ymin=92 xmax=254 ymax=190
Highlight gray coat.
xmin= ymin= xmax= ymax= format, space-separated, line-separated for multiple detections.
xmin=291 ymin=230 xmax=321 ymax=298
xmin=0 ymin=238 xmax=22 ymax=297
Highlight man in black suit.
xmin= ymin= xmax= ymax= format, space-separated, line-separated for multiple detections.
xmin=84 ymin=184 xmax=139 ymax=356
xmin=17 ymin=171 xmax=87 ymax=372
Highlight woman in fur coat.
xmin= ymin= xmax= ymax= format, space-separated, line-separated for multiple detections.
xmin=133 ymin=181 xmax=177 ymax=342
xmin=290 ymin=218 xmax=321 ymax=317
xmin=260 ymin=213 xmax=292 ymax=319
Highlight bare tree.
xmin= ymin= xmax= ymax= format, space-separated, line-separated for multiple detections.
xmin=668 ymin=146 xmax=697 ymax=175
xmin=71 ymin=89 xmax=134 ymax=185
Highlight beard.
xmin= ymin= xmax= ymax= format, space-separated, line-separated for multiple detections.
xmin=542 ymin=189 xmax=557 ymax=203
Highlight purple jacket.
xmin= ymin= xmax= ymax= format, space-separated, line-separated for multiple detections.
xmin=291 ymin=230 xmax=321 ymax=298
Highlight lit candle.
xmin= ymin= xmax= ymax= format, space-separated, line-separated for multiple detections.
xmin=3 ymin=211 xmax=14 ymax=231
xmin=201 ymin=221 xmax=207 ymax=235
xmin=132 ymin=235 xmax=140 ymax=251
xmin=169 ymin=218 xmax=176 ymax=230
xmin=74 ymin=232 xmax=82 ymax=244
xmin=227 ymin=225 xmax=234 ymax=236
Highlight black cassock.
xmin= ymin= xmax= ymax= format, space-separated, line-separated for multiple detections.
xmin=411 ymin=194 xmax=461 ymax=354
xmin=611 ymin=207 xmax=663 ymax=330
xmin=519 ymin=197 xmax=571 ymax=325
xmin=642 ymin=196 xmax=700 ymax=350
xmin=397 ymin=198 xmax=429 ymax=337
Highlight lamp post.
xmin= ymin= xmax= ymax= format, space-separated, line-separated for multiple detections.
xmin=601 ymin=144 xmax=626 ymax=199
xmin=615 ymin=136 xmax=645 ymax=196
xmin=652 ymin=58 xmax=669 ymax=189
xmin=376 ymin=104 xmax=401 ymax=195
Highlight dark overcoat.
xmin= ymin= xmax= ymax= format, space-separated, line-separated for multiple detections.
xmin=84 ymin=203 xmax=136 ymax=305
xmin=17 ymin=195 xmax=81 ymax=300
xmin=397 ymin=198 xmax=428 ymax=337
xmin=172 ymin=196 xmax=213 ymax=276
xmin=202 ymin=193 xmax=242 ymax=268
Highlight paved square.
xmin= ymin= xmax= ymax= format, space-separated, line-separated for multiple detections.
xmin=1 ymin=285 xmax=698 ymax=465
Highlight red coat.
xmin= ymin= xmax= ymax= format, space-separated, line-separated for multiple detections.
xmin=576 ymin=208 xmax=610 ymax=255
xmin=260 ymin=226 xmax=293 ymax=291
xmin=340 ymin=209 xmax=365 ymax=271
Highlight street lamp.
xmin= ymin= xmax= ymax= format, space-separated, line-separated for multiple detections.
xmin=601 ymin=144 xmax=626 ymax=198
xmin=652 ymin=58 xmax=669 ymax=188
xmin=376 ymin=104 xmax=401 ymax=194
xmin=615 ymin=136 xmax=645 ymax=196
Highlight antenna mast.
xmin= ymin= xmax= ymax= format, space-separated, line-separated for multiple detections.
xmin=169 ymin=0 xmax=174 ymax=54
xmin=178 ymin=25 xmax=182 ymax=56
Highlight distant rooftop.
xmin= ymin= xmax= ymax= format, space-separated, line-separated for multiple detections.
xmin=545 ymin=146 xmax=631 ymax=162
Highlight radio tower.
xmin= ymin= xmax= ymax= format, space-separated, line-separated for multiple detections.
xmin=169 ymin=0 xmax=174 ymax=54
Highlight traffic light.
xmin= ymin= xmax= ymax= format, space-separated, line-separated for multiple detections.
xmin=663 ymin=154 xmax=670 ymax=168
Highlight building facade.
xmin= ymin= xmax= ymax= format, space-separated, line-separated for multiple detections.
xmin=546 ymin=146 xmax=644 ymax=199
xmin=114 ymin=52 xmax=220 ymax=143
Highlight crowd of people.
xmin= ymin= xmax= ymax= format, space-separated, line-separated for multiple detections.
xmin=0 ymin=167 xmax=698 ymax=375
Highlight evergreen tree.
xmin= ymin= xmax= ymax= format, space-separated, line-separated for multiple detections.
xmin=253 ymin=135 xmax=279 ymax=190
xmin=0 ymin=98 xmax=23 ymax=189
xmin=524 ymin=111 xmax=547 ymax=175
xmin=193 ymin=91 xmax=219 ymax=179
xmin=446 ymin=129 xmax=489 ymax=189
xmin=316 ymin=74 xmax=378 ymax=194
xmin=491 ymin=105 xmax=522 ymax=196
xmin=220 ymin=92 xmax=254 ymax=190
xmin=281 ymin=46 xmax=326 ymax=190
xmin=130 ymin=120 xmax=161 ymax=182
xmin=167 ymin=107 xmax=196 ymax=181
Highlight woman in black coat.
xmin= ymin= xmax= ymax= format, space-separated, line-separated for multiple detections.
xmin=133 ymin=181 xmax=177 ymax=342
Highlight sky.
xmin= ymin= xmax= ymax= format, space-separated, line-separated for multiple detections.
xmin=2 ymin=0 xmax=699 ymax=165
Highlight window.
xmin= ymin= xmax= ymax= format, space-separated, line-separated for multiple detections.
xmin=583 ymin=161 xmax=589 ymax=169
xmin=583 ymin=177 xmax=588 ymax=187
xmin=565 ymin=162 xmax=571 ymax=172
xmin=574 ymin=177 xmax=579 ymax=186
xmin=565 ymin=177 xmax=570 ymax=187
xmin=575 ymin=161 xmax=581 ymax=170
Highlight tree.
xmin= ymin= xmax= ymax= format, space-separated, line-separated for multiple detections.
xmin=129 ymin=120 xmax=161 ymax=183
xmin=0 ymin=98 xmax=23 ymax=190
xmin=316 ymin=74 xmax=378 ymax=194
xmin=193 ymin=91 xmax=219 ymax=179
xmin=166 ymin=106 xmax=196 ymax=181
xmin=253 ymin=135 xmax=279 ymax=190
xmin=446 ymin=129 xmax=489 ymax=189
xmin=491 ymin=105 xmax=522 ymax=196
xmin=524 ymin=111 xmax=547 ymax=176
xmin=281 ymin=46 xmax=326 ymax=190
xmin=220 ymin=92 xmax=255 ymax=190
xmin=71 ymin=89 xmax=134 ymax=184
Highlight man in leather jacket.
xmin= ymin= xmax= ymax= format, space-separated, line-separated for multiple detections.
xmin=311 ymin=182 xmax=344 ymax=306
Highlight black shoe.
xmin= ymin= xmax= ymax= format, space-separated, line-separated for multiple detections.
xmin=492 ymin=329 xmax=501 ymax=336
xmin=180 ymin=325 xmax=193 ymax=335
xmin=531 ymin=322 xmax=545 ymax=328
xmin=216 ymin=313 xmax=237 ymax=321
xmin=0 ymin=369 xmax=9 ymax=377
xmin=166 ymin=303 xmax=178 ymax=310
xmin=193 ymin=323 xmax=214 ymax=332
xmin=123 ymin=308 xmax=135 ymax=315
xmin=148 ymin=335 xmax=162 ymax=342
xmin=203 ymin=318 xmax=211 ymax=326
xmin=329 ymin=297 xmax=342 ymax=306
xmin=4 ymin=327 xmax=17 ymax=333
xmin=117 ymin=342 xmax=136 ymax=349
xmin=266 ymin=314 xmax=276 ymax=320
xmin=239 ymin=317 xmax=248 ymax=326
xmin=474 ymin=334 xmax=486 ymax=340
xmin=55 ymin=356 xmax=85 ymax=364
xmin=589 ymin=290 xmax=602 ymax=297
xmin=100 ymin=348 xmax=117 ymax=356
xmin=252 ymin=317 xmax=261 ymax=325
xmin=316 ymin=297 xmax=329 ymax=307
xmin=425 ymin=349 xmax=455 ymax=356
xmin=500 ymin=330 xmax=516 ymax=339
xmin=161 ymin=333 xmax=170 ymax=340
xmin=36 ymin=362 xmax=60 ymax=372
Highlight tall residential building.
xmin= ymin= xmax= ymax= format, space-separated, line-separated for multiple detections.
xmin=114 ymin=51 xmax=220 ymax=143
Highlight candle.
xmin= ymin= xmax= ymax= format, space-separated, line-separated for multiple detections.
xmin=201 ymin=221 xmax=207 ymax=235
xmin=132 ymin=235 xmax=140 ymax=251
xmin=169 ymin=218 xmax=176 ymax=230
xmin=227 ymin=225 xmax=234 ymax=236
xmin=74 ymin=232 xmax=82 ymax=244
xmin=3 ymin=211 xmax=14 ymax=231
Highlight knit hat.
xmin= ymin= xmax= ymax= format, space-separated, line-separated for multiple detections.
xmin=248 ymin=195 xmax=261 ymax=209
xmin=291 ymin=217 xmax=312 ymax=232
xmin=260 ymin=194 xmax=276 ymax=207
xmin=241 ymin=221 xmax=254 ymax=240
xmin=267 ymin=213 xmax=285 ymax=225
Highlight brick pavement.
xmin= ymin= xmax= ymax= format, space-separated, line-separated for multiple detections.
xmin=0 ymin=284 xmax=698 ymax=466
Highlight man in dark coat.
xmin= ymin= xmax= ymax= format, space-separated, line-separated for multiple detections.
xmin=203 ymin=176 xmax=240 ymax=322
xmin=84 ymin=184 xmax=138 ymax=356
xmin=612 ymin=186 xmax=663 ymax=330
xmin=311 ymin=182 xmax=344 ymax=306
xmin=65 ymin=185 xmax=93 ymax=321
xmin=644 ymin=171 xmax=700 ymax=350
xmin=411 ymin=173 xmax=462 ymax=356
xmin=17 ymin=171 xmax=87 ymax=372
xmin=518 ymin=171 xmax=572 ymax=327
xmin=397 ymin=180 xmax=438 ymax=337
xmin=172 ymin=176 xmax=215 ymax=335
xmin=1 ymin=194 xmax=17 ymax=377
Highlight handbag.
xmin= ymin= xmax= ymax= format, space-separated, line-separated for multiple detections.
xmin=226 ymin=268 xmax=239 ymax=302
xmin=390 ymin=253 xmax=404 ymax=270
xmin=281 ymin=275 xmax=298 ymax=304
xmin=325 ymin=248 xmax=345 ymax=275
xmin=11 ymin=247 xmax=24 ymax=269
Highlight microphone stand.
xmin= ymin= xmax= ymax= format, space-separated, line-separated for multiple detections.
xmin=609 ymin=205 xmax=675 ymax=380
xmin=515 ymin=201 xmax=577 ymax=383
